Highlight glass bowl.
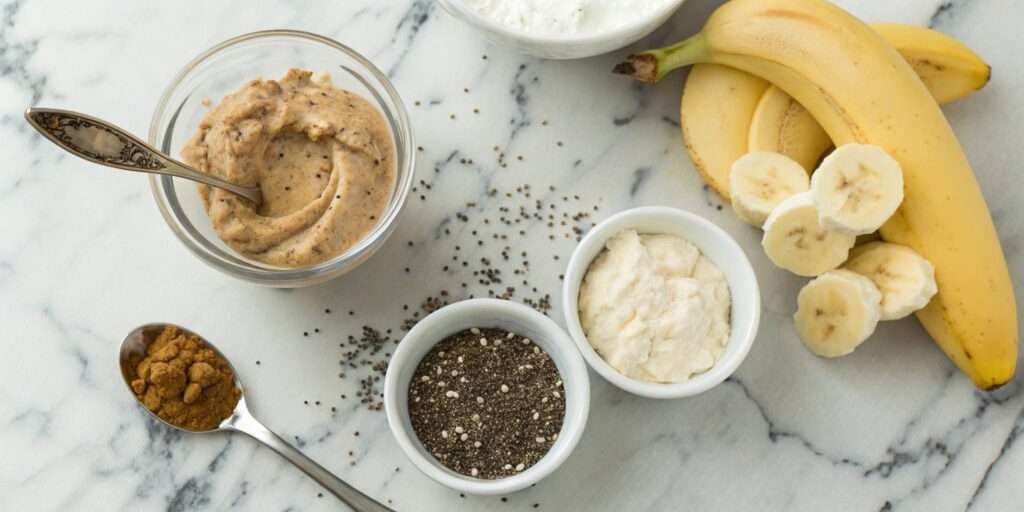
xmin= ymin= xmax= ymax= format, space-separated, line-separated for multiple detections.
xmin=148 ymin=30 xmax=414 ymax=287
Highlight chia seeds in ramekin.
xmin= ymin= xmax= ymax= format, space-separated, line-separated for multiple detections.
xmin=408 ymin=327 xmax=565 ymax=479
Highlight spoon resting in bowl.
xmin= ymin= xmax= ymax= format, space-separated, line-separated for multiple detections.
xmin=25 ymin=107 xmax=263 ymax=206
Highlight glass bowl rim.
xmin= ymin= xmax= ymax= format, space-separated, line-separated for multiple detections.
xmin=147 ymin=29 xmax=415 ymax=285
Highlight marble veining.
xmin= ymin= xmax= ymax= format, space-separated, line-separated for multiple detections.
xmin=928 ymin=1 xmax=965 ymax=29
xmin=1 ymin=0 xmax=1023 ymax=511
xmin=0 ymin=2 xmax=46 ymax=103
xmin=383 ymin=0 xmax=436 ymax=78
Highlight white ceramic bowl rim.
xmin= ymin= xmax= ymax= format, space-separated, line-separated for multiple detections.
xmin=384 ymin=299 xmax=590 ymax=495
xmin=147 ymin=29 xmax=415 ymax=285
xmin=563 ymin=206 xmax=761 ymax=399
xmin=440 ymin=0 xmax=686 ymax=44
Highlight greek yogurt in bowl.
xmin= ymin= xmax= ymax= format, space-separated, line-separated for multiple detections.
xmin=563 ymin=207 xmax=761 ymax=399
xmin=578 ymin=229 xmax=732 ymax=384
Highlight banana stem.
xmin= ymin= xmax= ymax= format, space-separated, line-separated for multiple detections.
xmin=612 ymin=33 xmax=709 ymax=83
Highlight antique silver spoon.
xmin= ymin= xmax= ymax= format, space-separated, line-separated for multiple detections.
xmin=119 ymin=323 xmax=392 ymax=512
xmin=25 ymin=107 xmax=263 ymax=205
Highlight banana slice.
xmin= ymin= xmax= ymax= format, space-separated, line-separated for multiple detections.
xmin=794 ymin=270 xmax=882 ymax=358
xmin=729 ymin=151 xmax=810 ymax=227
xmin=762 ymin=192 xmax=856 ymax=276
xmin=810 ymin=144 xmax=905 ymax=235
xmin=845 ymin=241 xmax=938 ymax=320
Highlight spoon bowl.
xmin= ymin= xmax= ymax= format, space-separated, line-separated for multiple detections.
xmin=118 ymin=323 xmax=246 ymax=433
xmin=118 ymin=323 xmax=393 ymax=511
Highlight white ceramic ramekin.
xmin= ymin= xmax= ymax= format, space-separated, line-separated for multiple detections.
xmin=435 ymin=0 xmax=688 ymax=60
xmin=383 ymin=299 xmax=590 ymax=495
xmin=563 ymin=206 xmax=761 ymax=399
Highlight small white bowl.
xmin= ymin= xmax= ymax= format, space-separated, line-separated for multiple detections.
xmin=384 ymin=299 xmax=590 ymax=495
xmin=563 ymin=207 xmax=761 ymax=399
xmin=435 ymin=0 xmax=688 ymax=60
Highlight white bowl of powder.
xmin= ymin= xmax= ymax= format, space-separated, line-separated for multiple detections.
xmin=436 ymin=0 xmax=688 ymax=59
xmin=563 ymin=207 xmax=761 ymax=399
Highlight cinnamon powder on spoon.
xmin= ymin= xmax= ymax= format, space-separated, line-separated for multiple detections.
xmin=128 ymin=326 xmax=241 ymax=431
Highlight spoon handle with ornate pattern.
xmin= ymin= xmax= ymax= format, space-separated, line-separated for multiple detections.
xmin=24 ymin=107 xmax=262 ymax=205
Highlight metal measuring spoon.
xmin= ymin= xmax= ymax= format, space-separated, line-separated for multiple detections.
xmin=118 ymin=323 xmax=392 ymax=512
xmin=25 ymin=107 xmax=263 ymax=205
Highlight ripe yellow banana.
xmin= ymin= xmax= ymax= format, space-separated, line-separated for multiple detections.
xmin=680 ymin=65 xmax=768 ymax=200
xmin=749 ymin=23 xmax=991 ymax=171
xmin=748 ymin=85 xmax=833 ymax=173
xmin=872 ymin=22 xmax=992 ymax=105
xmin=617 ymin=0 xmax=1017 ymax=389
xmin=679 ymin=23 xmax=992 ymax=198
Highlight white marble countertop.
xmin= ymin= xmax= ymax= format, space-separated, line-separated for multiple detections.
xmin=2 ymin=0 xmax=1022 ymax=510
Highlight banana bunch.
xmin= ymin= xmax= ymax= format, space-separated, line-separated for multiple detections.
xmin=677 ymin=23 xmax=992 ymax=200
xmin=614 ymin=0 xmax=1017 ymax=389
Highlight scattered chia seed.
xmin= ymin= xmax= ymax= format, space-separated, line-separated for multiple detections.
xmin=318 ymin=133 xmax=601 ymax=415
xmin=408 ymin=328 xmax=565 ymax=479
